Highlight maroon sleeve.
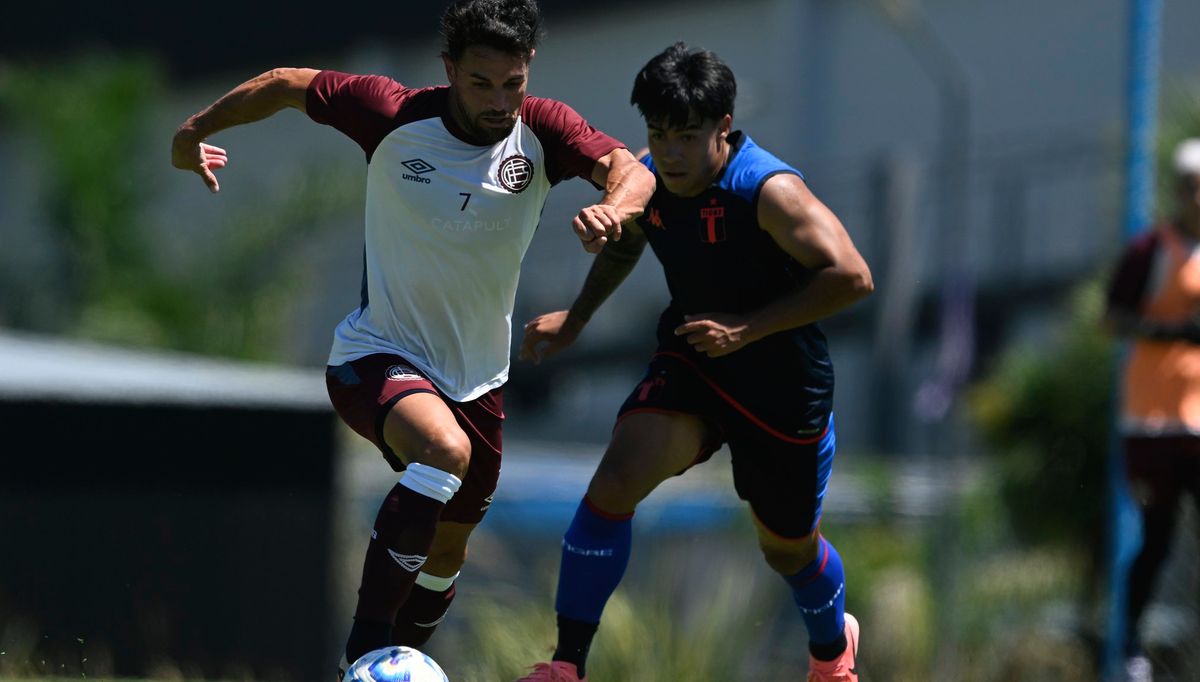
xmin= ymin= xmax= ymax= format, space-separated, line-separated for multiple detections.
xmin=1106 ymin=229 xmax=1161 ymax=314
xmin=305 ymin=71 xmax=409 ymax=161
xmin=520 ymin=96 xmax=625 ymax=187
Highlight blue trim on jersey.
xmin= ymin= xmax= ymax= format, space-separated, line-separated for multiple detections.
xmin=718 ymin=133 xmax=804 ymax=203
xmin=639 ymin=132 xmax=804 ymax=203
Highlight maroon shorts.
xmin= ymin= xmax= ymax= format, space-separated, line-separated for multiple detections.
xmin=325 ymin=353 xmax=503 ymax=524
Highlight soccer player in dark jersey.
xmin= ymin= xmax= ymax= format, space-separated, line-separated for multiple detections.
xmin=1105 ymin=138 xmax=1200 ymax=682
xmin=516 ymin=42 xmax=873 ymax=682
xmin=169 ymin=0 xmax=654 ymax=677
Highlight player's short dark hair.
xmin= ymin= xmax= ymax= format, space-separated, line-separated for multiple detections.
xmin=630 ymin=42 xmax=736 ymax=129
xmin=441 ymin=0 xmax=544 ymax=61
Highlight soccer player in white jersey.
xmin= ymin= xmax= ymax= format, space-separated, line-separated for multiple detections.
xmin=170 ymin=0 xmax=655 ymax=675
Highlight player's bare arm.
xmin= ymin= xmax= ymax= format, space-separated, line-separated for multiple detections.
xmin=171 ymin=67 xmax=319 ymax=193
xmin=572 ymin=148 xmax=656 ymax=253
xmin=520 ymin=222 xmax=649 ymax=364
xmin=675 ymin=174 xmax=874 ymax=357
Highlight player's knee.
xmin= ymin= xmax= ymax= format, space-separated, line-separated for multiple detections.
xmin=588 ymin=465 xmax=625 ymax=496
xmin=587 ymin=462 xmax=649 ymax=512
xmin=418 ymin=429 xmax=472 ymax=479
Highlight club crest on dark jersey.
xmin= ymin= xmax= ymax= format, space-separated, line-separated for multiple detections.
xmin=699 ymin=198 xmax=726 ymax=243
xmin=497 ymin=155 xmax=534 ymax=193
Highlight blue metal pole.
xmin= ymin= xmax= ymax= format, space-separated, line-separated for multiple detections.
xmin=1105 ymin=0 xmax=1162 ymax=679
xmin=1124 ymin=0 xmax=1162 ymax=242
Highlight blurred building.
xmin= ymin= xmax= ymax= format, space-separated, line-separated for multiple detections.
xmin=0 ymin=331 xmax=341 ymax=680
xmin=4 ymin=0 xmax=1200 ymax=456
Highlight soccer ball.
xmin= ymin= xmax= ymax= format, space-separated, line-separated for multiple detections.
xmin=345 ymin=646 xmax=449 ymax=682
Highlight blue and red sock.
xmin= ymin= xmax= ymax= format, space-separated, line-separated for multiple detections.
xmin=555 ymin=497 xmax=633 ymax=622
xmin=783 ymin=534 xmax=847 ymax=659
xmin=552 ymin=497 xmax=632 ymax=675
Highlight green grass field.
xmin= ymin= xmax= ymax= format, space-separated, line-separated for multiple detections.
xmin=1 ymin=472 xmax=1101 ymax=682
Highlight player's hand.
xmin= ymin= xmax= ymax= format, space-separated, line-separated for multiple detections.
xmin=573 ymin=204 xmax=623 ymax=254
xmin=674 ymin=313 xmax=755 ymax=358
xmin=520 ymin=310 xmax=583 ymax=364
xmin=172 ymin=127 xmax=227 ymax=193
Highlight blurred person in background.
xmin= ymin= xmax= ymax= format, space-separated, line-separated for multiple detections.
xmin=169 ymin=0 xmax=653 ymax=677
xmin=516 ymin=42 xmax=873 ymax=682
xmin=1106 ymin=137 xmax=1200 ymax=682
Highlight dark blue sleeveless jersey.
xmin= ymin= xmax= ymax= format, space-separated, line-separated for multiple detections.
xmin=634 ymin=131 xmax=834 ymax=425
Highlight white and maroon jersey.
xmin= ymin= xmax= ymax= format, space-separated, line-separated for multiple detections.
xmin=306 ymin=70 xmax=622 ymax=401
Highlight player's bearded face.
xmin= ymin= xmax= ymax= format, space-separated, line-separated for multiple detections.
xmin=646 ymin=114 xmax=733 ymax=198
xmin=444 ymin=46 xmax=531 ymax=144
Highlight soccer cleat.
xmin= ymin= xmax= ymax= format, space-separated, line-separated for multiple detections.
xmin=807 ymin=612 xmax=860 ymax=682
xmin=514 ymin=661 xmax=587 ymax=681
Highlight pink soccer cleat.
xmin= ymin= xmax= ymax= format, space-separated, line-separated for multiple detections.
xmin=807 ymin=613 xmax=860 ymax=682
xmin=514 ymin=660 xmax=587 ymax=681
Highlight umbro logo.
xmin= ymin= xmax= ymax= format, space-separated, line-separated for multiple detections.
xmin=402 ymin=158 xmax=435 ymax=184
xmin=480 ymin=493 xmax=494 ymax=512
xmin=402 ymin=158 xmax=436 ymax=174
xmin=387 ymin=549 xmax=428 ymax=572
